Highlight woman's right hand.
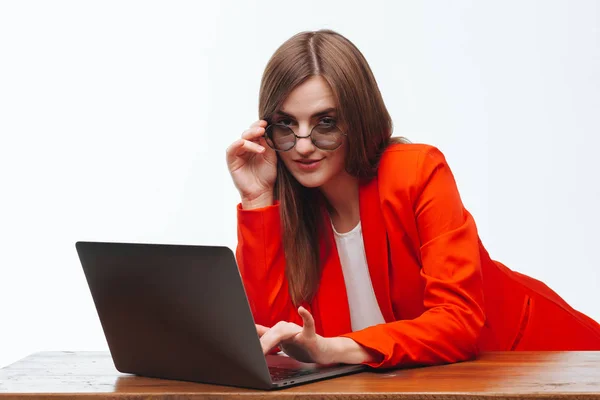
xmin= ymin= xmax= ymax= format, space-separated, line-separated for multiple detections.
xmin=226 ymin=120 xmax=277 ymax=209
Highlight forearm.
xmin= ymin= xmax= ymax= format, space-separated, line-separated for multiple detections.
xmin=328 ymin=337 xmax=380 ymax=365
xmin=340 ymin=306 xmax=483 ymax=368
xmin=236 ymin=200 xmax=298 ymax=326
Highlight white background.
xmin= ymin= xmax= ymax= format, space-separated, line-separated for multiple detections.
xmin=1 ymin=0 xmax=598 ymax=369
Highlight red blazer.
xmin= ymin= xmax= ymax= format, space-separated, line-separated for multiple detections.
xmin=236 ymin=143 xmax=600 ymax=368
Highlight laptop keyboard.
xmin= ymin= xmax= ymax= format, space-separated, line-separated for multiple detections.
xmin=269 ymin=366 xmax=317 ymax=381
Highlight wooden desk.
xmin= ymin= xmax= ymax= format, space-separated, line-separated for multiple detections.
xmin=1 ymin=351 xmax=599 ymax=399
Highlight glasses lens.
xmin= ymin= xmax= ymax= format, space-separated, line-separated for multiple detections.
xmin=312 ymin=123 xmax=344 ymax=150
xmin=266 ymin=125 xmax=295 ymax=151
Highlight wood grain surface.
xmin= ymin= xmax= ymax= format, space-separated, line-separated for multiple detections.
xmin=1 ymin=351 xmax=600 ymax=399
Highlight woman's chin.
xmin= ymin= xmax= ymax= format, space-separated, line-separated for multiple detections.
xmin=290 ymin=172 xmax=327 ymax=188
xmin=296 ymin=178 xmax=325 ymax=189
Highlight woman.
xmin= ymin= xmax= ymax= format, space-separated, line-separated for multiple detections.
xmin=225 ymin=29 xmax=600 ymax=369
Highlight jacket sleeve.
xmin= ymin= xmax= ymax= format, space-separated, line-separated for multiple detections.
xmin=236 ymin=201 xmax=300 ymax=328
xmin=341 ymin=146 xmax=486 ymax=368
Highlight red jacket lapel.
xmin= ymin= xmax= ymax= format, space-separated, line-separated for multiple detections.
xmin=313 ymin=178 xmax=395 ymax=336
xmin=359 ymin=177 xmax=395 ymax=323
xmin=312 ymin=215 xmax=352 ymax=337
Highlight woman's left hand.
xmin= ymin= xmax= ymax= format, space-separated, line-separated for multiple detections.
xmin=256 ymin=307 xmax=335 ymax=364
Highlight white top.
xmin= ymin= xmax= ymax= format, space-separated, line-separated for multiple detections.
xmin=332 ymin=220 xmax=386 ymax=331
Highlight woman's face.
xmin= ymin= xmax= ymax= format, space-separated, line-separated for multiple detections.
xmin=273 ymin=76 xmax=348 ymax=189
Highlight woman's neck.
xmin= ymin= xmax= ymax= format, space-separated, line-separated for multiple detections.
xmin=320 ymin=173 xmax=360 ymax=234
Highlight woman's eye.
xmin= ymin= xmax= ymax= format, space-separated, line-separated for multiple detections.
xmin=320 ymin=117 xmax=336 ymax=125
xmin=278 ymin=118 xmax=294 ymax=126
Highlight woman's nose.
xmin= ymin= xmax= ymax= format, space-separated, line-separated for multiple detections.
xmin=294 ymin=127 xmax=316 ymax=155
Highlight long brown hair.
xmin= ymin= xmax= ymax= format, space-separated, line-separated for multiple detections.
xmin=258 ymin=29 xmax=406 ymax=305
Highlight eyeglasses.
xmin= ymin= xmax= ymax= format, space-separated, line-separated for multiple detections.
xmin=263 ymin=122 xmax=347 ymax=152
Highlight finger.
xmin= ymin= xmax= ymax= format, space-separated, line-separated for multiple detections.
xmin=241 ymin=126 xmax=266 ymax=141
xmin=225 ymin=139 xmax=246 ymax=164
xmin=240 ymin=138 xmax=265 ymax=153
xmin=259 ymin=322 xmax=301 ymax=355
xmin=298 ymin=306 xmax=316 ymax=335
xmin=226 ymin=139 xmax=265 ymax=164
xmin=250 ymin=119 xmax=268 ymax=129
xmin=256 ymin=324 xmax=269 ymax=337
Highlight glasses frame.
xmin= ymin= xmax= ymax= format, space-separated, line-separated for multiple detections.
xmin=262 ymin=122 xmax=347 ymax=152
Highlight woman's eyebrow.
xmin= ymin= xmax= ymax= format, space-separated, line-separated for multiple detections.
xmin=276 ymin=107 xmax=337 ymax=119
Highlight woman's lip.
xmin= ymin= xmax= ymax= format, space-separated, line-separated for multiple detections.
xmin=294 ymin=158 xmax=323 ymax=170
xmin=295 ymin=159 xmax=323 ymax=163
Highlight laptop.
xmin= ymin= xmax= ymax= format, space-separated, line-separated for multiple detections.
xmin=75 ymin=241 xmax=365 ymax=390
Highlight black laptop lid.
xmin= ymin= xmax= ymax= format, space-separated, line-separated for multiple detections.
xmin=76 ymin=241 xmax=273 ymax=389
